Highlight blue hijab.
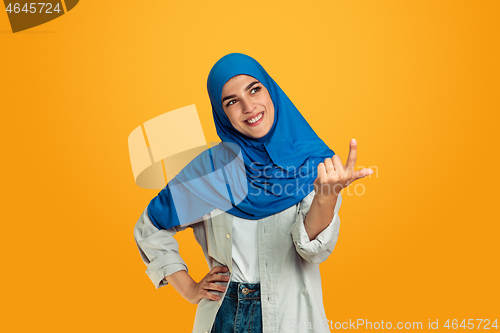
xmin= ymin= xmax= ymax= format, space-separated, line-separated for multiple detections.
xmin=147 ymin=53 xmax=334 ymax=230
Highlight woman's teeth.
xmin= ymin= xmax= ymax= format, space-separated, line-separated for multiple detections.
xmin=247 ymin=112 xmax=263 ymax=124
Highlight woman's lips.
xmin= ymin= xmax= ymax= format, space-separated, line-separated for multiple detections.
xmin=245 ymin=112 xmax=264 ymax=127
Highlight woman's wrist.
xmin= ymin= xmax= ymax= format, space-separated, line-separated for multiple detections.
xmin=314 ymin=193 xmax=338 ymax=208
xmin=165 ymin=270 xmax=198 ymax=303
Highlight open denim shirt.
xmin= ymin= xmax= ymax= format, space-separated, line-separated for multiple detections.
xmin=134 ymin=190 xmax=342 ymax=333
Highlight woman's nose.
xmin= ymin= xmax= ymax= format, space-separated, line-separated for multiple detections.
xmin=240 ymin=97 xmax=255 ymax=113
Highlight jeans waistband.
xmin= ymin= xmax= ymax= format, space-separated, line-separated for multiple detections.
xmin=226 ymin=281 xmax=261 ymax=299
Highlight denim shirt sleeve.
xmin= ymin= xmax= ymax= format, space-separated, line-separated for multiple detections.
xmin=133 ymin=207 xmax=190 ymax=289
xmin=290 ymin=191 xmax=342 ymax=264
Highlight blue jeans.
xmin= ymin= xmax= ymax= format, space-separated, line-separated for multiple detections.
xmin=210 ymin=281 xmax=262 ymax=333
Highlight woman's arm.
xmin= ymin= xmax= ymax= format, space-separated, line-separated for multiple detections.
xmin=291 ymin=191 xmax=341 ymax=264
xmin=306 ymin=139 xmax=373 ymax=240
xmin=134 ymin=207 xmax=229 ymax=303
xmin=303 ymin=193 xmax=338 ymax=240
xmin=134 ymin=208 xmax=189 ymax=289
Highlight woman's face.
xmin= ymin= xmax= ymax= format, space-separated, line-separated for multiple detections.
xmin=221 ymin=74 xmax=275 ymax=139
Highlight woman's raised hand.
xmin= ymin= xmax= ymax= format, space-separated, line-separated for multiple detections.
xmin=313 ymin=139 xmax=373 ymax=198
xmin=184 ymin=266 xmax=230 ymax=304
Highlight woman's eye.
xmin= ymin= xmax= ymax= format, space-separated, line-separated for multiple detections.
xmin=225 ymin=86 xmax=261 ymax=107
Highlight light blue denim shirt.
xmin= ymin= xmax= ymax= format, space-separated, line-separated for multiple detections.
xmin=134 ymin=190 xmax=342 ymax=333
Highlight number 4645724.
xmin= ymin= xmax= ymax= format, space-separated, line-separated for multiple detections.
xmin=6 ymin=3 xmax=61 ymax=14
xmin=444 ymin=319 xmax=498 ymax=329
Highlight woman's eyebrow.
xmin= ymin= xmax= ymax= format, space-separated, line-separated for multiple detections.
xmin=221 ymin=81 xmax=261 ymax=103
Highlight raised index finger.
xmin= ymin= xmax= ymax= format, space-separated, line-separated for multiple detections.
xmin=346 ymin=139 xmax=357 ymax=170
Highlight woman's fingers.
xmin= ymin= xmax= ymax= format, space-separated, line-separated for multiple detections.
xmin=207 ymin=272 xmax=230 ymax=283
xmin=324 ymin=158 xmax=335 ymax=176
xmin=317 ymin=162 xmax=327 ymax=179
xmin=353 ymin=168 xmax=374 ymax=180
xmin=197 ymin=266 xmax=230 ymax=302
xmin=346 ymin=139 xmax=357 ymax=169
xmin=210 ymin=266 xmax=229 ymax=274
xmin=219 ymin=274 xmax=231 ymax=282
xmin=204 ymin=290 xmax=220 ymax=301
xmin=332 ymin=155 xmax=344 ymax=176
xmin=313 ymin=140 xmax=370 ymax=195
xmin=210 ymin=266 xmax=230 ymax=282
xmin=208 ymin=282 xmax=226 ymax=292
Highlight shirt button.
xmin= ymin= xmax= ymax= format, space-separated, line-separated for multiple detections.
xmin=226 ymin=233 xmax=230 ymax=239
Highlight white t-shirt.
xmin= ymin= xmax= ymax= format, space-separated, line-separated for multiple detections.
xmin=230 ymin=216 xmax=260 ymax=283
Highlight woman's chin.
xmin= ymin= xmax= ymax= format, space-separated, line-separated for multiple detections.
xmin=247 ymin=127 xmax=271 ymax=139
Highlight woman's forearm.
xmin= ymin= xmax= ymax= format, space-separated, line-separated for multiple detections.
xmin=304 ymin=194 xmax=338 ymax=240
xmin=165 ymin=270 xmax=197 ymax=302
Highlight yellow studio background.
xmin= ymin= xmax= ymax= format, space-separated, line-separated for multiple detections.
xmin=1 ymin=0 xmax=499 ymax=332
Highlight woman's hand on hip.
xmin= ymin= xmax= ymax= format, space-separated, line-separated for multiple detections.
xmin=185 ymin=266 xmax=230 ymax=304
xmin=314 ymin=139 xmax=373 ymax=199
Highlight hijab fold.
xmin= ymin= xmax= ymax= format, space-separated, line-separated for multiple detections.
xmin=147 ymin=53 xmax=334 ymax=230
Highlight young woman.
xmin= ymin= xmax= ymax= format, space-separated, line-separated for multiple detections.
xmin=134 ymin=53 xmax=373 ymax=333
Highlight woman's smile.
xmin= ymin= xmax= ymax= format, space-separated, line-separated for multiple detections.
xmin=221 ymin=74 xmax=275 ymax=139
xmin=245 ymin=111 xmax=264 ymax=126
